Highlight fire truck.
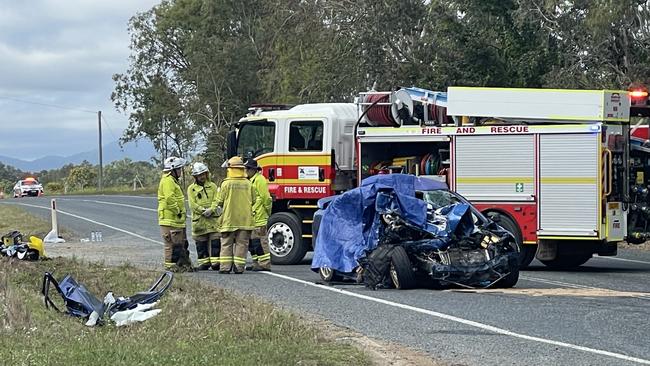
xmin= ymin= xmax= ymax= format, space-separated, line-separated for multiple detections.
xmin=227 ymin=86 xmax=646 ymax=268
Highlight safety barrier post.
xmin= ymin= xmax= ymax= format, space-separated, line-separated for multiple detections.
xmin=44 ymin=199 xmax=65 ymax=243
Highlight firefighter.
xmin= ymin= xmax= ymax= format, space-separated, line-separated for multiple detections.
xmin=245 ymin=159 xmax=272 ymax=271
xmin=158 ymin=156 xmax=192 ymax=272
xmin=216 ymin=156 xmax=256 ymax=274
xmin=187 ymin=162 xmax=222 ymax=271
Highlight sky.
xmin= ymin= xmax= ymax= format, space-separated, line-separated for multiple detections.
xmin=0 ymin=0 xmax=160 ymax=160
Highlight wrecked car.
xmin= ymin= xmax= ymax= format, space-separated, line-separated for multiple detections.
xmin=311 ymin=174 xmax=519 ymax=289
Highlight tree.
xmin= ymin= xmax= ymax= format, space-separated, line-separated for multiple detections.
xmin=516 ymin=0 xmax=650 ymax=88
xmin=66 ymin=162 xmax=97 ymax=191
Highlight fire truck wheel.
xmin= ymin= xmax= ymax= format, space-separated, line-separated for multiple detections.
xmin=389 ymin=246 xmax=417 ymax=290
xmin=492 ymin=213 xmax=536 ymax=268
xmin=268 ymin=212 xmax=307 ymax=265
xmin=540 ymin=254 xmax=592 ymax=269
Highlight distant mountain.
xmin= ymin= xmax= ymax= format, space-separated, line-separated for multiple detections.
xmin=0 ymin=140 xmax=157 ymax=171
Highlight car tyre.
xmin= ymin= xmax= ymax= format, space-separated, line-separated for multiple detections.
xmin=318 ymin=266 xmax=342 ymax=282
xmin=389 ymin=246 xmax=417 ymax=290
xmin=492 ymin=213 xmax=536 ymax=268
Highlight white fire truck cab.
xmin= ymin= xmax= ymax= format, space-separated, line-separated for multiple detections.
xmin=228 ymin=86 xmax=637 ymax=268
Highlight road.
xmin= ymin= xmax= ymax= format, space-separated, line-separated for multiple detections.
xmin=3 ymin=195 xmax=650 ymax=365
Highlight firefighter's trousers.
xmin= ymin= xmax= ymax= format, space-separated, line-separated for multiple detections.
xmin=193 ymin=232 xmax=221 ymax=270
xmin=160 ymin=226 xmax=192 ymax=270
xmin=220 ymin=230 xmax=250 ymax=273
xmin=249 ymin=226 xmax=271 ymax=270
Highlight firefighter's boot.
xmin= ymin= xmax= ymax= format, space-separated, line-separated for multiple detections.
xmin=195 ymin=240 xmax=210 ymax=270
xmin=210 ymin=238 xmax=221 ymax=271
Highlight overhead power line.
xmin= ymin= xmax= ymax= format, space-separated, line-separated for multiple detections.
xmin=0 ymin=95 xmax=97 ymax=114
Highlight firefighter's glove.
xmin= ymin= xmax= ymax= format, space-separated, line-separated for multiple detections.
xmin=202 ymin=208 xmax=214 ymax=218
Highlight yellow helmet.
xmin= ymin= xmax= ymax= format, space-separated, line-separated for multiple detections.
xmin=227 ymin=156 xmax=245 ymax=168
xmin=28 ymin=236 xmax=45 ymax=258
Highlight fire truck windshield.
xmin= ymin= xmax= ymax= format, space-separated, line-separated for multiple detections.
xmin=237 ymin=121 xmax=275 ymax=158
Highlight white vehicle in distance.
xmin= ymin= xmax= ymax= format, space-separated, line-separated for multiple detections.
xmin=13 ymin=178 xmax=44 ymax=198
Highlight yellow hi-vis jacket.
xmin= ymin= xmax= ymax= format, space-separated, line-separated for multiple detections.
xmin=250 ymin=172 xmax=272 ymax=227
xmin=187 ymin=177 xmax=220 ymax=237
xmin=157 ymin=172 xmax=186 ymax=228
xmin=216 ymin=167 xmax=256 ymax=232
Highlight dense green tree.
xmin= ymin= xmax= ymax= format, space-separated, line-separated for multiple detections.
xmin=66 ymin=161 xmax=97 ymax=191
xmin=516 ymin=0 xmax=650 ymax=88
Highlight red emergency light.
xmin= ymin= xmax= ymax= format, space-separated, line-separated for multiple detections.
xmin=629 ymin=83 xmax=649 ymax=107
xmin=630 ymin=90 xmax=648 ymax=98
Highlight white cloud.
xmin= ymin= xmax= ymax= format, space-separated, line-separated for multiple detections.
xmin=0 ymin=0 xmax=160 ymax=161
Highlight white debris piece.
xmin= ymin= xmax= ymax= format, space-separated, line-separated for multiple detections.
xmin=110 ymin=302 xmax=162 ymax=327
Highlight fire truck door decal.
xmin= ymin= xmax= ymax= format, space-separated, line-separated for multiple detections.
xmin=454 ymin=135 xmax=535 ymax=202
xmin=538 ymin=133 xmax=600 ymax=237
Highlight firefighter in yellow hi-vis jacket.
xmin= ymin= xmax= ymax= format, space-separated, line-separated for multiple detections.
xmin=215 ymin=156 xmax=256 ymax=274
xmin=187 ymin=162 xmax=222 ymax=271
xmin=158 ymin=156 xmax=192 ymax=272
xmin=245 ymin=159 xmax=272 ymax=271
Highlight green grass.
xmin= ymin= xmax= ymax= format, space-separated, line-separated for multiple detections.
xmin=0 ymin=204 xmax=73 ymax=240
xmin=0 ymin=206 xmax=371 ymax=366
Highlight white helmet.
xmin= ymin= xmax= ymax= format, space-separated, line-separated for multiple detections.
xmin=163 ymin=156 xmax=187 ymax=171
xmin=191 ymin=162 xmax=209 ymax=176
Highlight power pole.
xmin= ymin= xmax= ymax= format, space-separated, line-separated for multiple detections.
xmin=98 ymin=111 xmax=103 ymax=191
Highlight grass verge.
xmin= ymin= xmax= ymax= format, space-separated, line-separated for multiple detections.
xmin=0 ymin=204 xmax=73 ymax=240
xmin=0 ymin=259 xmax=369 ymax=366
xmin=0 ymin=206 xmax=370 ymax=366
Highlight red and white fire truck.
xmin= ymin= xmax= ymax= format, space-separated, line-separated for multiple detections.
xmin=227 ymin=86 xmax=647 ymax=268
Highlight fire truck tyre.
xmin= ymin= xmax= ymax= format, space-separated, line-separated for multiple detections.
xmin=494 ymin=213 xmax=536 ymax=268
xmin=268 ymin=212 xmax=307 ymax=265
xmin=389 ymin=246 xmax=417 ymax=290
xmin=540 ymin=254 xmax=592 ymax=269
xmin=319 ymin=267 xmax=342 ymax=282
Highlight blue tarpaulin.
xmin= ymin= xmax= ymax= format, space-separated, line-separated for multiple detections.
xmin=311 ymin=174 xmax=450 ymax=273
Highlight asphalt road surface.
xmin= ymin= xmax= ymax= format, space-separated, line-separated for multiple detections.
xmin=3 ymin=195 xmax=650 ymax=365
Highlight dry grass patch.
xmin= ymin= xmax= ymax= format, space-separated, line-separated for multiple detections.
xmin=0 ymin=258 xmax=370 ymax=366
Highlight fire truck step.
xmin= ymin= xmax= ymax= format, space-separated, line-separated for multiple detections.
xmin=302 ymin=220 xmax=314 ymax=224
xmin=288 ymin=205 xmax=318 ymax=209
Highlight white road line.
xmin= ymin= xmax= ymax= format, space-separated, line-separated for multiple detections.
xmin=593 ymin=256 xmax=650 ymax=265
xmin=4 ymin=201 xmax=650 ymax=364
xmin=262 ymin=271 xmax=650 ymax=365
xmin=9 ymin=202 xmax=162 ymax=246
xmin=60 ymin=198 xmax=157 ymax=212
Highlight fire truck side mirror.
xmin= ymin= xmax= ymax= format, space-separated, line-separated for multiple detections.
xmin=226 ymin=130 xmax=237 ymax=158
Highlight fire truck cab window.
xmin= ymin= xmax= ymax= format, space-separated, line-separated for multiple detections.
xmin=289 ymin=121 xmax=323 ymax=151
xmin=237 ymin=121 xmax=275 ymax=158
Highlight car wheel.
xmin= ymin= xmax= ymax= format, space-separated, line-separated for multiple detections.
xmin=318 ymin=266 xmax=342 ymax=282
xmin=268 ymin=212 xmax=307 ymax=265
xmin=388 ymin=246 xmax=417 ymax=290
xmin=491 ymin=212 xmax=536 ymax=268
xmin=493 ymin=263 xmax=519 ymax=288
